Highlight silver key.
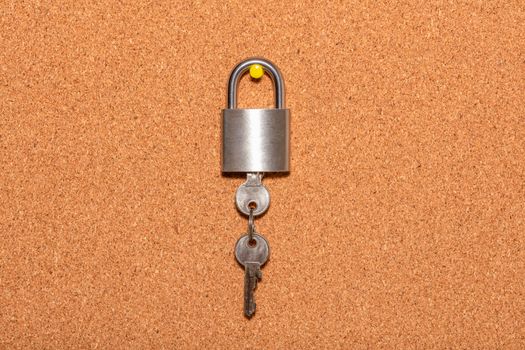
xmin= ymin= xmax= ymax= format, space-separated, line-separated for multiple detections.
xmin=235 ymin=173 xmax=270 ymax=216
xmin=235 ymin=233 xmax=270 ymax=318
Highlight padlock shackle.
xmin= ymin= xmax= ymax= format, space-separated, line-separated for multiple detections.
xmin=227 ymin=57 xmax=285 ymax=109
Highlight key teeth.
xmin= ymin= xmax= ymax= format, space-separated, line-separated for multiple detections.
xmin=244 ymin=266 xmax=260 ymax=319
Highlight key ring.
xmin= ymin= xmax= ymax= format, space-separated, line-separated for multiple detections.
xmin=248 ymin=208 xmax=255 ymax=242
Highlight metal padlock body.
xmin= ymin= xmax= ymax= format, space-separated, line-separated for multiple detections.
xmin=222 ymin=58 xmax=290 ymax=173
xmin=222 ymin=108 xmax=289 ymax=172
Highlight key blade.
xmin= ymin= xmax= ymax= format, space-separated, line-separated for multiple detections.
xmin=243 ymin=263 xmax=261 ymax=318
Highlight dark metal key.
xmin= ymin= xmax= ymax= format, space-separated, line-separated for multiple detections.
xmin=235 ymin=233 xmax=270 ymax=318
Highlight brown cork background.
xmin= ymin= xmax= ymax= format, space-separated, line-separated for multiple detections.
xmin=1 ymin=1 xmax=524 ymax=349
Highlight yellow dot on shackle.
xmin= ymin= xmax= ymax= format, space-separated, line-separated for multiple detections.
xmin=249 ymin=64 xmax=264 ymax=79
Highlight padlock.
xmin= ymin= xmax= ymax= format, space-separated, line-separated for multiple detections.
xmin=222 ymin=58 xmax=290 ymax=173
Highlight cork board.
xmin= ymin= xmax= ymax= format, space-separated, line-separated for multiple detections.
xmin=1 ymin=1 xmax=524 ymax=348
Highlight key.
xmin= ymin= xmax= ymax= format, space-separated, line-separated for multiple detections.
xmin=235 ymin=233 xmax=270 ymax=318
xmin=235 ymin=173 xmax=270 ymax=216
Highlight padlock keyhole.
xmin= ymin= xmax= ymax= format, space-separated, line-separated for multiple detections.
xmin=236 ymin=72 xmax=275 ymax=109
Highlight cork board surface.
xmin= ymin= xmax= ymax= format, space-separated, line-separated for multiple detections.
xmin=1 ymin=1 xmax=524 ymax=348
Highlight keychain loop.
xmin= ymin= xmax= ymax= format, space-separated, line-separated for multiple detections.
xmin=248 ymin=208 xmax=255 ymax=242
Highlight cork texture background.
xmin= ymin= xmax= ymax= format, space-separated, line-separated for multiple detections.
xmin=1 ymin=1 xmax=524 ymax=348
